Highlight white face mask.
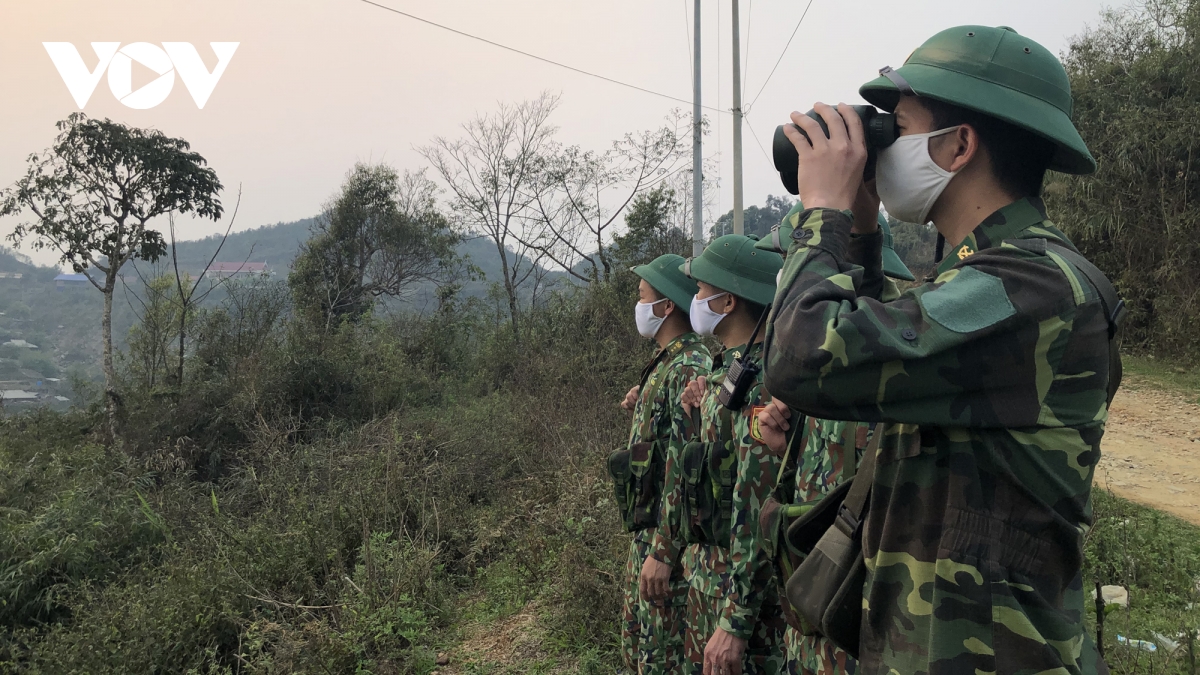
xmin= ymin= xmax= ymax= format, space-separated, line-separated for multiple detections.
xmin=635 ymin=298 xmax=669 ymax=339
xmin=876 ymin=126 xmax=961 ymax=225
xmin=689 ymin=293 xmax=729 ymax=336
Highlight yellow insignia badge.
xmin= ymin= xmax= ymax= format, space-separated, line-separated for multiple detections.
xmin=957 ymin=246 xmax=975 ymax=260
xmin=750 ymin=405 xmax=768 ymax=443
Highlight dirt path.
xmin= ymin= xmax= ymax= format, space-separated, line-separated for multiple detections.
xmin=1096 ymin=376 xmax=1200 ymax=525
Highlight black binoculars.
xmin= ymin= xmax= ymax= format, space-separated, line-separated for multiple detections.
xmin=772 ymin=105 xmax=898 ymax=195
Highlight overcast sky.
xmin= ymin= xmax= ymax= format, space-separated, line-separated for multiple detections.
xmin=0 ymin=0 xmax=1113 ymax=269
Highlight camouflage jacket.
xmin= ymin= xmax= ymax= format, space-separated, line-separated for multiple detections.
xmin=632 ymin=333 xmax=712 ymax=545
xmin=763 ymin=198 xmax=1111 ymax=675
xmin=685 ymin=343 xmax=784 ymax=641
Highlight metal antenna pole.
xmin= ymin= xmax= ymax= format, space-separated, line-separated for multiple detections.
xmin=692 ymin=0 xmax=704 ymax=256
xmin=732 ymin=0 xmax=744 ymax=236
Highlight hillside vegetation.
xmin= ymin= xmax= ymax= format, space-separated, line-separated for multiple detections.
xmin=4 ymin=2 xmax=1200 ymax=674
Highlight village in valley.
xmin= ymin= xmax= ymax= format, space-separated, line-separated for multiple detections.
xmin=0 ymin=256 xmax=271 ymax=410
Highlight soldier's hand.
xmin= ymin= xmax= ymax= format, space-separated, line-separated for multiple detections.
xmin=639 ymin=555 xmax=672 ymax=603
xmin=621 ymin=385 xmax=640 ymax=413
xmin=703 ymin=627 xmax=747 ymax=675
xmin=680 ymin=377 xmax=707 ymax=414
xmin=784 ymin=102 xmax=867 ymax=212
xmin=757 ymin=399 xmax=792 ymax=454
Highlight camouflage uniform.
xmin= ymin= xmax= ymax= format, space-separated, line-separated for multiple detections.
xmin=683 ymin=344 xmax=787 ymax=675
xmin=764 ymin=198 xmax=1111 ymax=674
xmin=622 ymin=333 xmax=712 ymax=674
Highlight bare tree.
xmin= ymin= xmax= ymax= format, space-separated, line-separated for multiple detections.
xmin=420 ymin=93 xmax=559 ymax=339
xmin=123 ymin=188 xmax=249 ymax=392
xmin=520 ymin=111 xmax=691 ymax=282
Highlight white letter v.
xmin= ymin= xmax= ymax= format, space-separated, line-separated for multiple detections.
xmin=43 ymin=42 xmax=120 ymax=108
xmin=163 ymin=42 xmax=240 ymax=109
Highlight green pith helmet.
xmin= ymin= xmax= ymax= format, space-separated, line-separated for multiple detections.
xmin=755 ymin=201 xmax=804 ymax=254
xmin=632 ymin=253 xmax=698 ymax=311
xmin=859 ymin=25 xmax=1095 ymax=175
xmin=681 ymin=234 xmax=782 ymax=306
xmin=879 ymin=214 xmax=915 ymax=281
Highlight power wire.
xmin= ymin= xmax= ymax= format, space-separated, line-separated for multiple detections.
xmin=746 ymin=0 xmax=815 ymax=113
xmin=359 ymin=0 xmax=730 ymax=115
xmin=742 ymin=110 xmax=772 ymax=166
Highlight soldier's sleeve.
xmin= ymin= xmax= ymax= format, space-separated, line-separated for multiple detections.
xmin=649 ymin=353 xmax=710 ymax=567
xmin=765 ymin=208 xmax=1088 ymax=428
xmin=718 ymin=381 xmax=782 ymax=639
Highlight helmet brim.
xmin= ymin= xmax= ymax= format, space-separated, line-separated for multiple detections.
xmin=860 ymin=63 xmax=1096 ymax=176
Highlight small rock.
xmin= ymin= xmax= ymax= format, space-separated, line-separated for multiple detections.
xmin=1175 ymin=367 xmax=1188 ymax=374
xmin=436 ymin=653 xmax=450 ymax=667
xmin=1091 ymin=584 xmax=1129 ymax=608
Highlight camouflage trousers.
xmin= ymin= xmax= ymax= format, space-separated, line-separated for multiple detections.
xmin=783 ymin=628 xmax=857 ymax=675
xmin=621 ymin=530 xmax=690 ymax=674
xmin=682 ymin=586 xmax=786 ymax=675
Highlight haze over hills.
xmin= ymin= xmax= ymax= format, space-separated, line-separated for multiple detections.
xmin=0 ymin=216 xmax=573 ymax=399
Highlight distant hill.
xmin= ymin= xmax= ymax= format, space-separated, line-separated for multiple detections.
xmin=0 ymin=246 xmax=52 ymax=281
xmin=167 ymin=217 xmax=568 ymax=303
xmin=166 ymin=218 xmax=318 ymax=275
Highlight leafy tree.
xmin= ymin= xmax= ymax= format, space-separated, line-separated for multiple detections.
xmin=124 ymin=274 xmax=189 ymax=391
xmin=1047 ymin=0 xmax=1200 ymax=356
xmin=711 ymin=194 xmax=795 ymax=240
xmin=889 ymin=217 xmax=939 ymax=282
xmin=0 ymin=113 xmax=223 ymax=443
xmin=289 ymin=164 xmax=459 ymax=329
xmin=611 ymin=185 xmax=690 ymax=270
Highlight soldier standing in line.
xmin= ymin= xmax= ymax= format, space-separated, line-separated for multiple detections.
xmin=753 ymin=206 xmax=914 ymax=675
xmin=766 ymin=25 xmax=1116 ymax=675
xmin=673 ymin=235 xmax=785 ymax=675
xmin=612 ymin=253 xmax=712 ymax=674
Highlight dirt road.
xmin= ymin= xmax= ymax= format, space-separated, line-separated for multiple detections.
xmin=1097 ymin=376 xmax=1200 ymax=525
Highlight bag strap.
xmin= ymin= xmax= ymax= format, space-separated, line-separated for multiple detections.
xmin=774 ymin=414 xmax=802 ymax=485
xmin=1041 ymin=240 xmax=1127 ymax=406
xmin=832 ymin=422 xmax=884 ymax=539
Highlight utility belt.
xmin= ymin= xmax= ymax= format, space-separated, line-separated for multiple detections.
xmin=608 ymin=438 xmax=666 ymax=533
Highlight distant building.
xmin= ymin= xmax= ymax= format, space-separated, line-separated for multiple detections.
xmin=205 ymin=262 xmax=269 ymax=280
xmin=3 ymin=340 xmax=38 ymax=349
xmin=1 ymin=390 xmax=38 ymax=402
xmin=55 ymin=273 xmax=91 ymax=289
xmin=0 ymin=272 xmax=23 ymax=280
